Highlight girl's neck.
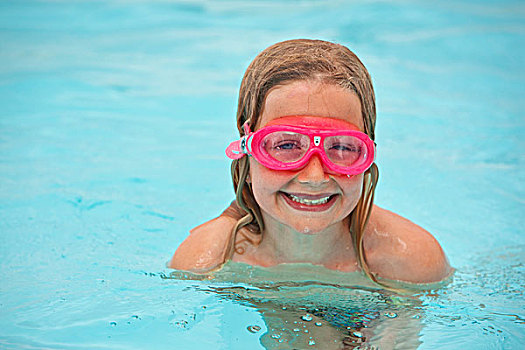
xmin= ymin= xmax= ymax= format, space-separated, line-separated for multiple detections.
xmin=254 ymin=214 xmax=357 ymax=270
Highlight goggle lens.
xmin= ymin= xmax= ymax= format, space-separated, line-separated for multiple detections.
xmin=324 ymin=135 xmax=366 ymax=167
xmin=262 ymin=132 xmax=309 ymax=163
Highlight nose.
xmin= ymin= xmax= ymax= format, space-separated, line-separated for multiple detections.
xmin=296 ymin=154 xmax=330 ymax=185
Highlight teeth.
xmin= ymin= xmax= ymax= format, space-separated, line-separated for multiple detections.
xmin=288 ymin=194 xmax=331 ymax=205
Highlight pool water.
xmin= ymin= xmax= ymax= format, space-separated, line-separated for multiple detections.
xmin=1 ymin=0 xmax=524 ymax=349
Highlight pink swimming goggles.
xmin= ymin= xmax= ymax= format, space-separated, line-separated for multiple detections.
xmin=225 ymin=116 xmax=375 ymax=176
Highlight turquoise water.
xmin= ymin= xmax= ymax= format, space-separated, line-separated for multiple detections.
xmin=1 ymin=0 xmax=524 ymax=349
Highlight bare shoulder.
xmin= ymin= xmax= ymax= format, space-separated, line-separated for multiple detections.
xmin=168 ymin=214 xmax=237 ymax=272
xmin=364 ymin=205 xmax=452 ymax=283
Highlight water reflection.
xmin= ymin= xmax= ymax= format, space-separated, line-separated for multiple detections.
xmin=166 ymin=263 xmax=433 ymax=349
xmin=207 ymin=285 xmax=422 ymax=349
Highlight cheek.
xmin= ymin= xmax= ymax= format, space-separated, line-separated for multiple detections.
xmin=249 ymin=160 xmax=276 ymax=203
xmin=341 ymin=174 xmax=364 ymax=209
xmin=249 ymin=159 xmax=291 ymax=204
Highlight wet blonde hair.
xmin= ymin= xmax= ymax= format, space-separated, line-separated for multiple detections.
xmin=224 ymin=39 xmax=380 ymax=285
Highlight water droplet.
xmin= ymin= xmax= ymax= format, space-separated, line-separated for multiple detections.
xmin=352 ymin=331 xmax=363 ymax=338
xmin=247 ymin=325 xmax=261 ymax=333
xmin=309 ymin=340 xmax=316 ymax=345
xmin=173 ymin=320 xmax=188 ymax=329
xmin=131 ymin=315 xmax=139 ymax=319
xmin=301 ymin=313 xmax=313 ymax=322
xmin=110 ymin=322 xmax=117 ymax=326
xmin=304 ymin=329 xmax=309 ymax=333
xmin=385 ymin=312 xmax=397 ymax=318
xmin=412 ymin=314 xmax=420 ymax=319
xmin=293 ymin=328 xmax=300 ymax=332
xmin=271 ymin=334 xmax=281 ymax=339
xmin=282 ymin=306 xmax=287 ymax=310
xmin=315 ymin=322 xmax=322 ymax=327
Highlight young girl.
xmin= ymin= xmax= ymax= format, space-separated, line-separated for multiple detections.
xmin=169 ymin=39 xmax=452 ymax=287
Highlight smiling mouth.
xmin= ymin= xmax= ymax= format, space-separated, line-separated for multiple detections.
xmin=280 ymin=192 xmax=338 ymax=211
xmin=288 ymin=193 xmax=331 ymax=205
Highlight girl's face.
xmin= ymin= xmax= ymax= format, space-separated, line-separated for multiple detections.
xmin=249 ymin=80 xmax=365 ymax=234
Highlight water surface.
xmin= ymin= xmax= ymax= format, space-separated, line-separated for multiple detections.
xmin=1 ymin=1 xmax=524 ymax=349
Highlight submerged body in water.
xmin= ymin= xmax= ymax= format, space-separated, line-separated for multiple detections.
xmin=169 ymin=261 xmax=448 ymax=349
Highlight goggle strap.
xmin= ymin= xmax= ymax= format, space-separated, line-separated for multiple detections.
xmin=225 ymin=138 xmax=246 ymax=159
xmin=242 ymin=121 xmax=251 ymax=135
xmin=225 ymin=121 xmax=253 ymax=160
